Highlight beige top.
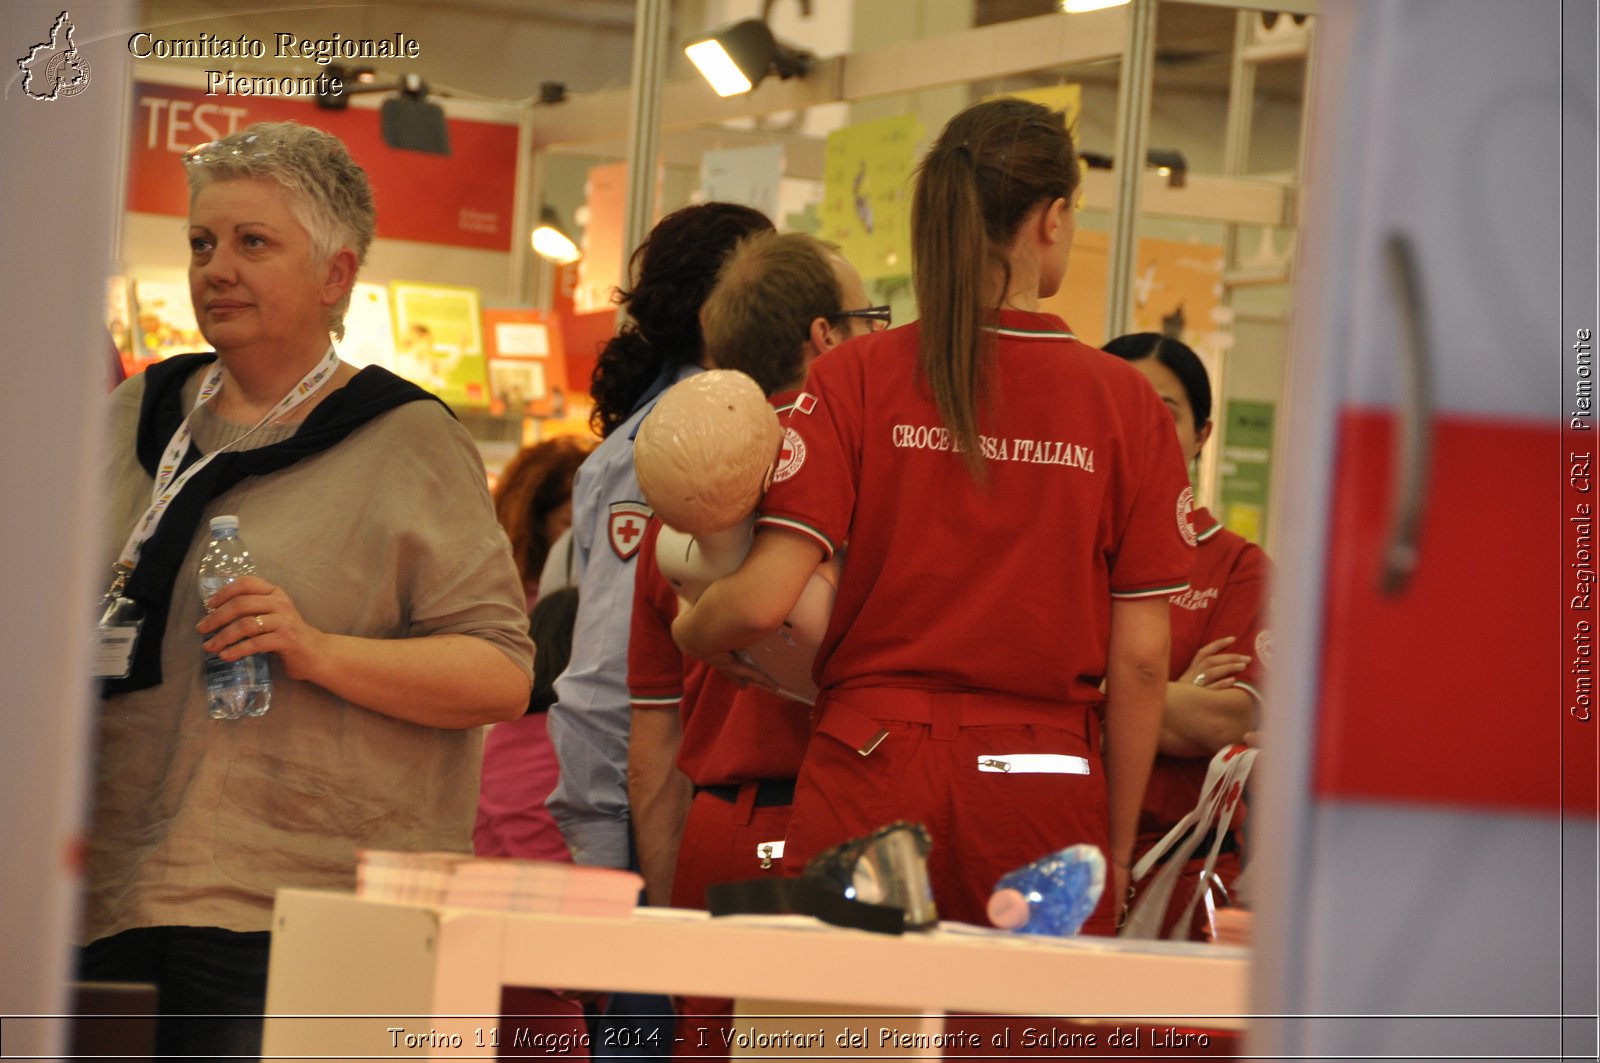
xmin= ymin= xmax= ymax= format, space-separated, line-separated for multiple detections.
xmin=85 ymin=368 xmax=534 ymax=943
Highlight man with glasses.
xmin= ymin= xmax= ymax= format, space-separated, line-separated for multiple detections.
xmin=830 ymin=303 xmax=891 ymax=333
xmin=687 ymin=232 xmax=881 ymax=395
xmin=626 ymin=231 xmax=871 ymax=1057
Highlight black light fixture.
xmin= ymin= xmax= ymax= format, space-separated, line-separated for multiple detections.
xmin=1145 ymin=148 xmax=1187 ymax=188
xmin=1260 ymin=12 xmax=1311 ymax=29
xmin=685 ymin=18 xmax=812 ymax=97
xmin=1080 ymin=148 xmax=1188 ymax=188
xmin=318 ymin=68 xmax=451 ymax=155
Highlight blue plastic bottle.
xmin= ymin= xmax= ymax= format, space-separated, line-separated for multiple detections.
xmin=198 ymin=515 xmax=271 ymax=720
xmin=986 ymin=844 xmax=1106 ymax=937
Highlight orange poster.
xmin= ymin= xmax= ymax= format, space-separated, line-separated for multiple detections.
xmin=1042 ymin=231 xmax=1225 ymax=354
xmin=1042 ymin=228 xmax=1109 ymax=346
xmin=483 ymin=307 xmax=568 ymax=417
xmin=1129 ymin=237 xmax=1225 ymax=350
xmin=575 ymin=162 xmax=628 ymax=315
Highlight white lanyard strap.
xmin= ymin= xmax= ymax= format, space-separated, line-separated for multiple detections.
xmin=115 ymin=349 xmax=339 ymax=573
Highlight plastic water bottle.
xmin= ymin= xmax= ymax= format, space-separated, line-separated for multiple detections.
xmin=986 ymin=843 xmax=1106 ymax=937
xmin=198 ymin=515 xmax=271 ymax=720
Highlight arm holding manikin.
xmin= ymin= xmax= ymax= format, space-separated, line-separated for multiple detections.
xmin=634 ymin=370 xmax=839 ymax=703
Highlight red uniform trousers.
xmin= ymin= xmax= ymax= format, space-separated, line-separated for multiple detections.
xmin=671 ymin=785 xmax=796 ymax=910
xmin=779 ymin=687 xmax=1115 ymax=934
xmin=671 ymin=784 xmax=795 ymax=1060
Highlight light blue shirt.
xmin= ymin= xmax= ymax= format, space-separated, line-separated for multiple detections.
xmin=546 ymin=363 xmax=701 ymax=868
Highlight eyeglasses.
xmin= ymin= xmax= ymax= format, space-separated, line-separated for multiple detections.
xmin=181 ymin=134 xmax=268 ymax=168
xmin=829 ymin=305 xmax=892 ymax=332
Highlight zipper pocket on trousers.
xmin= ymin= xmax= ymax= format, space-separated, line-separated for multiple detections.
xmin=976 ymin=753 xmax=1091 ymax=775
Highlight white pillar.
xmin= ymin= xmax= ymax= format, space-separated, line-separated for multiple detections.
xmin=0 ymin=5 xmax=131 ymax=1056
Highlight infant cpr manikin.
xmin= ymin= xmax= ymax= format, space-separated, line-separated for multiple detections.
xmin=634 ymin=370 xmax=839 ymax=703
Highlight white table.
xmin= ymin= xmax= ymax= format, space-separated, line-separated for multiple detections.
xmin=262 ymin=888 xmax=1247 ymax=1060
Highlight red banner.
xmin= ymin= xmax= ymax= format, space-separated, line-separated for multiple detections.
xmin=126 ymin=80 xmax=519 ymax=252
xmin=1312 ymin=410 xmax=1585 ymax=816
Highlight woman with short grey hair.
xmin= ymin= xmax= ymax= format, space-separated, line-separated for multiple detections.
xmin=82 ymin=121 xmax=533 ymax=1059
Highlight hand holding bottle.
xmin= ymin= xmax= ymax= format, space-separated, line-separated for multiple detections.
xmin=198 ymin=573 xmax=326 ymax=683
xmin=196 ymin=516 xmax=272 ymax=720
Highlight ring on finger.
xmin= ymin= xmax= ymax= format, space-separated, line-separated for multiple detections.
xmin=1193 ymin=672 xmax=1207 ymax=686
xmin=254 ymin=615 xmax=267 ymax=631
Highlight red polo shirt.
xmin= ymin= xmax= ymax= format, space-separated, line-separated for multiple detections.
xmin=1139 ymin=506 xmax=1271 ymax=840
xmin=756 ymin=310 xmax=1195 ymax=705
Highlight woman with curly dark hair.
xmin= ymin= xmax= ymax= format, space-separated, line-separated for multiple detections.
xmin=586 ymin=204 xmax=775 ymax=440
xmin=547 ymin=202 xmax=773 ymax=869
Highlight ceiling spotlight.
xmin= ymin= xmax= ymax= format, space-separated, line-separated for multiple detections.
xmin=531 ymin=207 xmax=580 ymax=265
xmin=685 ymin=18 xmax=812 ymax=97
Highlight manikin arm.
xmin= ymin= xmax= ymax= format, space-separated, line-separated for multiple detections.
xmin=671 ymin=527 xmax=824 ymax=660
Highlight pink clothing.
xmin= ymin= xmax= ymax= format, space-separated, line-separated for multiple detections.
xmin=473 ymin=713 xmax=572 ymax=863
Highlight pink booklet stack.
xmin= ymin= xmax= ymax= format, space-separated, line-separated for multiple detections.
xmin=356 ymin=850 xmax=644 ymax=917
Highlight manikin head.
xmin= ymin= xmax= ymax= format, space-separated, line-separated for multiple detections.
xmin=633 ymin=369 xmax=781 ymax=536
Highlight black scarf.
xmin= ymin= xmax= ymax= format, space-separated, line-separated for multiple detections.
xmin=104 ymin=352 xmax=446 ymax=696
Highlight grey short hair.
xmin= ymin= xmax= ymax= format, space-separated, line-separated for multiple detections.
xmin=184 ymin=121 xmax=376 ymax=340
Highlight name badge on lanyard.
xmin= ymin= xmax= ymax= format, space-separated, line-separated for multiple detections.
xmin=94 ymin=572 xmax=144 ymax=680
xmin=92 ymin=349 xmax=338 ymax=679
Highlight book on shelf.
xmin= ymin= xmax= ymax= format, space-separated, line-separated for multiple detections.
xmin=355 ymin=850 xmax=643 ymax=917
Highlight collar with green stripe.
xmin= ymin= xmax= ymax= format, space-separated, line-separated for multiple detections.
xmin=771 ymin=388 xmax=805 ymax=416
xmin=983 ymin=309 xmax=1076 ymax=341
xmin=1191 ymin=505 xmax=1223 ymax=543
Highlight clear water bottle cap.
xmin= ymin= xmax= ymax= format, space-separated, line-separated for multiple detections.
xmin=209 ymin=515 xmax=240 ymax=534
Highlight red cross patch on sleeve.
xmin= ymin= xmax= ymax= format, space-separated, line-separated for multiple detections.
xmin=608 ymin=501 xmax=652 ymax=561
xmin=771 ymin=427 xmax=807 ymax=483
xmin=792 ymin=392 xmax=818 ymax=415
xmin=1254 ymin=629 xmax=1273 ymax=667
xmin=1177 ymin=486 xmax=1198 ymax=546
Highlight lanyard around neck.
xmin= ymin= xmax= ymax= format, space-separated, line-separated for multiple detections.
xmin=114 ymin=348 xmax=339 ymax=574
